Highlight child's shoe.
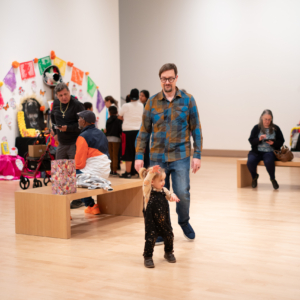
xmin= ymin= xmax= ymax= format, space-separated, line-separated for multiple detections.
xmin=84 ymin=204 xmax=100 ymax=215
xmin=144 ymin=257 xmax=155 ymax=268
xmin=164 ymin=252 xmax=176 ymax=263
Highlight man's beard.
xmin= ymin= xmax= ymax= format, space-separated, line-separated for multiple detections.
xmin=163 ymin=85 xmax=172 ymax=93
xmin=78 ymin=125 xmax=83 ymax=130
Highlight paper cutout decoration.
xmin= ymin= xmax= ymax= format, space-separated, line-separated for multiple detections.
xmin=4 ymin=115 xmax=12 ymax=127
xmin=96 ymin=89 xmax=105 ymax=113
xmin=38 ymin=56 xmax=52 ymax=75
xmin=79 ymin=89 xmax=83 ymax=100
xmin=19 ymin=87 xmax=25 ymax=96
xmin=71 ymin=66 xmax=84 ymax=85
xmin=19 ymin=61 xmax=36 ymax=80
xmin=53 ymin=57 xmax=67 ymax=76
xmin=9 ymin=98 xmax=16 ymax=109
xmin=0 ymin=91 xmax=4 ymax=109
xmin=3 ymin=103 xmax=9 ymax=111
xmin=2 ymin=136 xmax=7 ymax=142
xmin=0 ymin=81 xmax=3 ymax=87
xmin=31 ymin=81 xmax=37 ymax=93
xmin=3 ymin=67 xmax=17 ymax=92
xmin=72 ymin=84 xmax=77 ymax=96
xmin=87 ymin=76 xmax=97 ymax=97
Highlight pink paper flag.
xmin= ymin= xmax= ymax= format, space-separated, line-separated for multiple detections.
xmin=0 ymin=91 xmax=4 ymax=109
xmin=96 ymin=89 xmax=105 ymax=113
xmin=3 ymin=67 xmax=17 ymax=92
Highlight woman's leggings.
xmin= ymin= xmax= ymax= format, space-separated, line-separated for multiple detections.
xmin=247 ymin=151 xmax=276 ymax=180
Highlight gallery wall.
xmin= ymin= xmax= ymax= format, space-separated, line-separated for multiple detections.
xmin=119 ymin=0 xmax=300 ymax=150
xmin=0 ymin=0 xmax=120 ymax=151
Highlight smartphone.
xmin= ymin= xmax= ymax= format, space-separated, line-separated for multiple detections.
xmin=264 ymin=139 xmax=275 ymax=142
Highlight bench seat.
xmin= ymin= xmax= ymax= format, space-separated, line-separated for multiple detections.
xmin=237 ymin=158 xmax=300 ymax=188
xmin=15 ymin=177 xmax=143 ymax=239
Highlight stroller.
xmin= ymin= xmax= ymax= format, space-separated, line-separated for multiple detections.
xmin=19 ymin=134 xmax=55 ymax=190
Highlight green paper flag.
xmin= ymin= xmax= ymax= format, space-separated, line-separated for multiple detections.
xmin=38 ymin=56 xmax=52 ymax=75
xmin=87 ymin=76 xmax=97 ymax=97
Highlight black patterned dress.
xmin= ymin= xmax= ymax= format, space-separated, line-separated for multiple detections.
xmin=143 ymin=189 xmax=174 ymax=257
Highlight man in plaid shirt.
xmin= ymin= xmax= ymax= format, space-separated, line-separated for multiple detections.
xmin=135 ymin=63 xmax=202 ymax=243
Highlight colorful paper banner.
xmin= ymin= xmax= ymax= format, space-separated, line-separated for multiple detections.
xmin=53 ymin=57 xmax=66 ymax=76
xmin=3 ymin=67 xmax=17 ymax=92
xmin=38 ymin=56 xmax=52 ymax=75
xmin=87 ymin=76 xmax=97 ymax=97
xmin=96 ymin=89 xmax=105 ymax=113
xmin=19 ymin=61 xmax=36 ymax=80
xmin=71 ymin=66 xmax=84 ymax=86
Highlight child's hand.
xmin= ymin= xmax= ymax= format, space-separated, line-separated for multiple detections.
xmin=151 ymin=165 xmax=160 ymax=174
xmin=170 ymin=193 xmax=180 ymax=202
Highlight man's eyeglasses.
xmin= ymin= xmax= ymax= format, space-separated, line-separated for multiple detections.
xmin=160 ymin=77 xmax=176 ymax=83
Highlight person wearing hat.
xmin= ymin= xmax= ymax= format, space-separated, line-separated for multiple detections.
xmin=118 ymin=88 xmax=144 ymax=178
xmin=74 ymin=110 xmax=111 ymax=214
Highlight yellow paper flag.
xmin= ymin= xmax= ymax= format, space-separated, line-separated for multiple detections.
xmin=53 ymin=57 xmax=66 ymax=76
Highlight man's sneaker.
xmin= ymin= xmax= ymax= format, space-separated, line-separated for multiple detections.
xmin=144 ymin=257 xmax=155 ymax=268
xmin=110 ymin=171 xmax=119 ymax=176
xmin=119 ymin=172 xmax=131 ymax=179
xmin=155 ymin=236 xmax=164 ymax=246
xmin=180 ymin=223 xmax=195 ymax=241
xmin=252 ymin=174 xmax=259 ymax=188
xmin=164 ymin=252 xmax=176 ymax=263
xmin=271 ymin=179 xmax=279 ymax=190
xmin=84 ymin=204 xmax=100 ymax=215
xmin=70 ymin=200 xmax=85 ymax=209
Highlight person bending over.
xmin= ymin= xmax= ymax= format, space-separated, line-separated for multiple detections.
xmin=75 ymin=110 xmax=111 ymax=215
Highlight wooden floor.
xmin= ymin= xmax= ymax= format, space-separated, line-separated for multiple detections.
xmin=0 ymin=157 xmax=300 ymax=300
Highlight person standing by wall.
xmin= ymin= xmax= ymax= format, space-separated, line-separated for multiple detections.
xmin=135 ymin=63 xmax=203 ymax=243
xmin=119 ymin=88 xmax=144 ymax=178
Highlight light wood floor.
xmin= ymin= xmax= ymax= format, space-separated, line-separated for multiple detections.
xmin=0 ymin=157 xmax=300 ymax=300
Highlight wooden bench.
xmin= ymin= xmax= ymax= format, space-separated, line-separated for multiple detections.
xmin=15 ymin=177 xmax=143 ymax=239
xmin=237 ymin=158 xmax=300 ymax=188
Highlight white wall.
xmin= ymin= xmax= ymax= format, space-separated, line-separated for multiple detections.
xmin=0 ymin=0 xmax=120 ymax=152
xmin=119 ymin=0 xmax=300 ymax=150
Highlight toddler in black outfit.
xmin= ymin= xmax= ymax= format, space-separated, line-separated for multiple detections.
xmin=139 ymin=165 xmax=180 ymax=268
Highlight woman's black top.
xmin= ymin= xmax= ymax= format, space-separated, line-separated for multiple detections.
xmin=248 ymin=124 xmax=284 ymax=154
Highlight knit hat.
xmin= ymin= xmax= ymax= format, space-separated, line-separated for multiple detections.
xmin=130 ymin=88 xmax=139 ymax=100
xmin=77 ymin=110 xmax=96 ymax=124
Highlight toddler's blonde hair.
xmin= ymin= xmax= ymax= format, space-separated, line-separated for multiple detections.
xmin=139 ymin=166 xmax=165 ymax=181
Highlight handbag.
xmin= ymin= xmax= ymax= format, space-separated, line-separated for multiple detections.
xmin=274 ymin=145 xmax=294 ymax=162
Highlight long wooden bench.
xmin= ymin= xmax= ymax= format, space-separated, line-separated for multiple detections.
xmin=237 ymin=158 xmax=300 ymax=188
xmin=15 ymin=177 xmax=143 ymax=239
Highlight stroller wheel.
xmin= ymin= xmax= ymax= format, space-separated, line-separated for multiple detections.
xmin=43 ymin=176 xmax=51 ymax=186
xmin=33 ymin=179 xmax=42 ymax=188
xmin=19 ymin=176 xmax=30 ymax=190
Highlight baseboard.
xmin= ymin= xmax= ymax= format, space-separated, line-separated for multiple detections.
xmin=192 ymin=149 xmax=249 ymax=158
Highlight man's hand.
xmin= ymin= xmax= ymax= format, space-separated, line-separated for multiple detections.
xmin=191 ymin=158 xmax=201 ymax=174
xmin=135 ymin=160 xmax=144 ymax=172
xmin=61 ymin=125 xmax=67 ymax=132
xmin=170 ymin=193 xmax=180 ymax=202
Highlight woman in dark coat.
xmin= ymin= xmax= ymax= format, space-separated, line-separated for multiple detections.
xmin=247 ymin=109 xmax=284 ymax=190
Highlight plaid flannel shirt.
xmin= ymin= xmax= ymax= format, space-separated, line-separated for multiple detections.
xmin=136 ymin=88 xmax=202 ymax=163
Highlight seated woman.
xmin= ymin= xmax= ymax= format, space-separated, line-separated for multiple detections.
xmin=247 ymin=109 xmax=284 ymax=190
